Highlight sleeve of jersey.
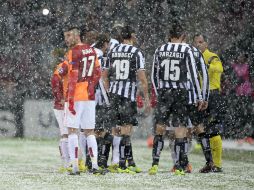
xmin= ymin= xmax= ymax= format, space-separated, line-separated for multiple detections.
xmin=91 ymin=57 xmax=101 ymax=85
xmin=136 ymin=51 xmax=145 ymax=70
xmin=187 ymin=49 xmax=203 ymax=101
xmin=67 ymin=50 xmax=78 ymax=101
xmin=199 ymin=55 xmax=209 ymax=101
xmin=209 ymin=58 xmax=224 ymax=73
xmin=151 ymin=49 xmax=159 ymax=95
xmin=51 ymin=74 xmax=64 ymax=107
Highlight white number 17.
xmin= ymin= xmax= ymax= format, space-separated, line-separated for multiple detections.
xmin=81 ymin=56 xmax=95 ymax=77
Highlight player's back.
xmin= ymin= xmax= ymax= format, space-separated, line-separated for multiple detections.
xmin=155 ymin=42 xmax=192 ymax=89
xmin=68 ymin=43 xmax=100 ymax=101
xmin=107 ymin=43 xmax=145 ymax=101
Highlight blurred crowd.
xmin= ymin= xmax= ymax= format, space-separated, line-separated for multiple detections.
xmin=0 ymin=0 xmax=254 ymax=139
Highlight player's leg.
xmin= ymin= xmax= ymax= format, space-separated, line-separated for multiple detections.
xmin=81 ymin=100 xmax=105 ymax=175
xmin=65 ymin=102 xmax=81 ymax=175
xmin=54 ymin=108 xmax=70 ymax=172
xmin=78 ymin=129 xmax=87 ymax=172
xmin=118 ymin=98 xmax=139 ymax=174
xmin=148 ymin=89 xmax=168 ymax=175
xmin=173 ymin=89 xmax=190 ymax=175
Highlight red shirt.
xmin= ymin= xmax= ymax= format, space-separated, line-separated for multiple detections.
xmin=67 ymin=43 xmax=101 ymax=101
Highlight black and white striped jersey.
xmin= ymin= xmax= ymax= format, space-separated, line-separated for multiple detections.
xmin=151 ymin=42 xmax=202 ymax=102
xmin=187 ymin=45 xmax=209 ymax=103
xmin=94 ymin=48 xmax=110 ymax=106
xmin=109 ymin=38 xmax=120 ymax=51
xmin=103 ymin=43 xmax=145 ymax=101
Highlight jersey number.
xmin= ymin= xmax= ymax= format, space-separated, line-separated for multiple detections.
xmin=161 ymin=59 xmax=180 ymax=81
xmin=112 ymin=60 xmax=130 ymax=80
xmin=81 ymin=56 xmax=95 ymax=77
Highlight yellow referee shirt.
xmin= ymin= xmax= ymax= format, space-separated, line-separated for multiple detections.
xmin=202 ymin=49 xmax=223 ymax=90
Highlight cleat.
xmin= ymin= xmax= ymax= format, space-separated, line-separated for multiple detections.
xmin=78 ymin=160 xmax=88 ymax=173
xmin=213 ymin=166 xmax=223 ymax=173
xmin=117 ymin=167 xmax=136 ymax=174
xmin=58 ymin=166 xmax=66 ymax=173
xmin=68 ymin=171 xmax=80 ymax=175
xmin=91 ymin=168 xmax=106 ymax=175
xmin=128 ymin=166 xmax=142 ymax=173
xmin=170 ymin=165 xmax=176 ymax=173
xmin=199 ymin=162 xmax=215 ymax=173
xmin=148 ymin=165 xmax=158 ymax=175
xmin=108 ymin=164 xmax=119 ymax=173
xmin=174 ymin=169 xmax=185 ymax=176
xmin=185 ymin=163 xmax=192 ymax=173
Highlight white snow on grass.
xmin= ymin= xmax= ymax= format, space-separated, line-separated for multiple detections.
xmin=0 ymin=138 xmax=253 ymax=190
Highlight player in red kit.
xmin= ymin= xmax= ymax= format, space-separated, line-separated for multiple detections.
xmin=51 ymin=60 xmax=70 ymax=172
xmin=64 ymin=27 xmax=104 ymax=175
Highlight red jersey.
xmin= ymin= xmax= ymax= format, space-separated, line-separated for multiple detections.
xmin=67 ymin=43 xmax=101 ymax=101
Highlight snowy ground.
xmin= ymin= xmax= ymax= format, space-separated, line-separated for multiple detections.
xmin=0 ymin=138 xmax=254 ymax=190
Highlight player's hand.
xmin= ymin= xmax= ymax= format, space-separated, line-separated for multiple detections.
xmin=88 ymin=83 xmax=95 ymax=100
xmin=150 ymin=97 xmax=157 ymax=108
xmin=196 ymin=100 xmax=203 ymax=111
xmin=201 ymin=101 xmax=208 ymax=111
xmin=68 ymin=98 xmax=76 ymax=115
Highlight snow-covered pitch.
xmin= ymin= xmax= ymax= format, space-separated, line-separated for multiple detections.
xmin=0 ymin=138 xmax=253 ymax=190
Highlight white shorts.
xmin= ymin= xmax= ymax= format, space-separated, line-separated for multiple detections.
xmin=65 ymin=101 xmax=96 ymax=129
xmin=53 ymin=109 xmax=68 ymax=135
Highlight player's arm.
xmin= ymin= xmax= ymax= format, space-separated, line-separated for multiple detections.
xmin=151 ymin=48 xmax=159 ymax=96
xmin=187 ymin=49 xmax=203 ymax=110
xmin=199 ymin=53 xmax=209 ymax=109
xmin=67 ymin=50 xmax=78 ymax=115
xmin=209 ymin=57 xmax=223 ymax=73
xmin=51 ymin=74 xmax=64 ymax=109
xmin=136 ymin=50 xmax=150 ymax=112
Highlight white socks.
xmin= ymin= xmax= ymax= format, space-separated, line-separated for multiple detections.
xmin=112 ymin=136 xmax=121 ymax=165
xmin=60 ymin=138 xmax=70 ymax=168
xmin=79 ymin=132 xmax=87 ymax=162
xmin=87 ymin=135 xmax=98 ymax=169
xmin=68 ymin=134 xmax=79 ymax=172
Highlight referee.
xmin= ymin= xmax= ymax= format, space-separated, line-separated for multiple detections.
xmin=193 ymin=34 xmax=224 ymax=172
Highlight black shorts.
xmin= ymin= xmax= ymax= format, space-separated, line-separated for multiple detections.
xmin=205 ymin=90 xmax=225 ymax=135
xmin=95 ymin=105 xmax=112 ymax=131
xmin=154 ymin=88 xmax=189 ymax=127
xmin=108 ymin=94 xmax=138 ymax=126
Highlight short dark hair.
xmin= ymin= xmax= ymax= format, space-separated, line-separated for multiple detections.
xmin=169 ymin=23 xmax=185 ymax=39
xmin=94 ymin=34 xmax=110 ymax=49
xmin=193 ymin=33 xmax=208 ymax=42
xmin=121 ymin=26 xmax=135 ymax=40
xmin=111 ymin=26 xmax=123 ymax=42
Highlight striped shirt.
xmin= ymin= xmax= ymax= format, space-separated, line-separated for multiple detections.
xmin=151 ymin=42 xmax=202 ymax=102
xmin=94 ymin=48 xmax=110 ymax=106
xmin=188 ymin=45 xmax=209 ymax=103
xmin=103 ymin=43 xmax=145 ymax=101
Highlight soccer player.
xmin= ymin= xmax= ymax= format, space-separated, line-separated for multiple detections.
xmin=92 ymin=34 xmax=112 ymax=169
xmin=193 ymin=34 xmax=224 ymax=172
xmin=64 ymin=27 xmax=103 ymax=175
xmin=149 ymin=23 xmax=203 ymax=175
xmin=102 ymin=26 xmax=150 ymax=174
xmin=106 ymin=24 xmax=124 ymax=171
xmin=51 ymin=58 xmax=70 ymax=172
